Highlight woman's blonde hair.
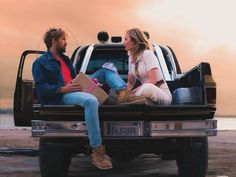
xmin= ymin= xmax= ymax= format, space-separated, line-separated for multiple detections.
xmin=126 ymin=28 xmax=150 ymax=61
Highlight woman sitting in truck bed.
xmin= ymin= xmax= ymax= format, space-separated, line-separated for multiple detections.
xmin=123 ymin=28 xmax=172 ymax=105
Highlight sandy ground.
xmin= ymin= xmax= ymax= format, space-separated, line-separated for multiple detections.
xmin=0 ymin=129 xmax=236 ymax=177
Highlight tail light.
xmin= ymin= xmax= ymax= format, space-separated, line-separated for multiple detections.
xmin=205 ymin=87 xmax=216 ymax=104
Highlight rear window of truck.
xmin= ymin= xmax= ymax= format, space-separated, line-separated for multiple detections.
xmin=85 ymin=47 xmax=129 ymax=75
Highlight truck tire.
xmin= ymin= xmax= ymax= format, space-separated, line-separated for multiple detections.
xmin=176 ymin=137 xmax=208 ymax=177
xmin=39 ymin=137 xmax=72 ymax=177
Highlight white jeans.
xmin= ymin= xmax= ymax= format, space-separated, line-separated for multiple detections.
xmin=134 ymin=83 xmax=172 ymax=105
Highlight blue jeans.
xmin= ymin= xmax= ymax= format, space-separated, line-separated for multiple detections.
xmin=63 ymin=68 xmax=126 ymax=148
xmin=90 ymin=68 xmax=126 ymax=92
xmin=63 ymin=92 xmax=101 ymax=148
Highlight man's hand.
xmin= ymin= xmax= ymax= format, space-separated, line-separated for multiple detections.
xmin=60 ymin=80 xmax=82 ymax=93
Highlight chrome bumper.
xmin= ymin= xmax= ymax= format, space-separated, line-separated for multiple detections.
xmin=31 ymin=119 xmax=217 ymax=137
xmin=149 ymin=119 xmax=217 ymax=137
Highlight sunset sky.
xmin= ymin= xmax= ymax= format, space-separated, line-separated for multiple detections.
xmin=0 ymin=0 xmax=235 ymax=115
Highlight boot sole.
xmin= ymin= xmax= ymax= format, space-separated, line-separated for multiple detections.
xmin=118 ymin=98 xmax=146 ymax=105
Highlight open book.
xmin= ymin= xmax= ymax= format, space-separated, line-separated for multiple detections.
xmin=72 ymin=73 xmax=109 ymax=104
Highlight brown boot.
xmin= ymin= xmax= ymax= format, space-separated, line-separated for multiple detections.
xmin=117 ymin=88 xmax=146 ymax=105
xmin=92 ymin=145 xmax=113 ymax=170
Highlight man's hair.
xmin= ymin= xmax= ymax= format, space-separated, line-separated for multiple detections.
xmin=43 ymin=28 xmax=66 ymax=49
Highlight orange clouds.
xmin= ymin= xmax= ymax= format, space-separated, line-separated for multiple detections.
xmin=0 ymin=0 xmax=236 ymax=115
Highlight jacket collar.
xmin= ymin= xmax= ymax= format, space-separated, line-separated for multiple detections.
xmin=45 ymin=50 xmax=56 ymax=61
xmin=46 ymin=50 xmax=67 ymax=61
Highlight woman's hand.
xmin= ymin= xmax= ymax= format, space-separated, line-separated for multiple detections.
xmin=60 ymin=80 xmax=82 ymax=93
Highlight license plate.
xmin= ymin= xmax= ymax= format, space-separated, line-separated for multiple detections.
xmin=104 ymin=121 xmax=143 ymax=136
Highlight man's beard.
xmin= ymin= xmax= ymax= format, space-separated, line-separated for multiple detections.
xmin=56 ymin=45 xmax=66 ymax=54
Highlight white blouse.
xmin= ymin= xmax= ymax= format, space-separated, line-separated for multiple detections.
xmin=128 ymin=50 xmax=164 ymax=83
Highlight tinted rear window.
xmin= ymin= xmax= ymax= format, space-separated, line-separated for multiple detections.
xmin=85 ymin=47 xmax=129 ymax=74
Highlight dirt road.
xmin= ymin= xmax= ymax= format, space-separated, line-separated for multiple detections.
xmin=0 ymin=129 xmax=235 ymax=177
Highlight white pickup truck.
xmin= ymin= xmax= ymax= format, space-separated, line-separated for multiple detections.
xmin=14 ymin=32 xmax=217 ymax=177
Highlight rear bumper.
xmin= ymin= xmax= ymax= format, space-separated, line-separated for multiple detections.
xmin=31 ymin=119 xmax=217 ymax=138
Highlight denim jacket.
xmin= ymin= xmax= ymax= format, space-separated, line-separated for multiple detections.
xmin=32 ymin=51 xmax=76 ymax=105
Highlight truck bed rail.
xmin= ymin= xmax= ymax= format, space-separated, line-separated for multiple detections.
xmin=33 ymin=104 xmax=216 ymax=121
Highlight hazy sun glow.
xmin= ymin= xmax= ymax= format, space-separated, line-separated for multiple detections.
xmin=136 ymin=0 xmax=236 ymax=53
xmin=0 ymin=0 xmax=236 ymax=115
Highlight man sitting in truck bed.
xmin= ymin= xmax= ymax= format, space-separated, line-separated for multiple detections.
xmin=32 ymin=28 xmax=145 ymax=170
